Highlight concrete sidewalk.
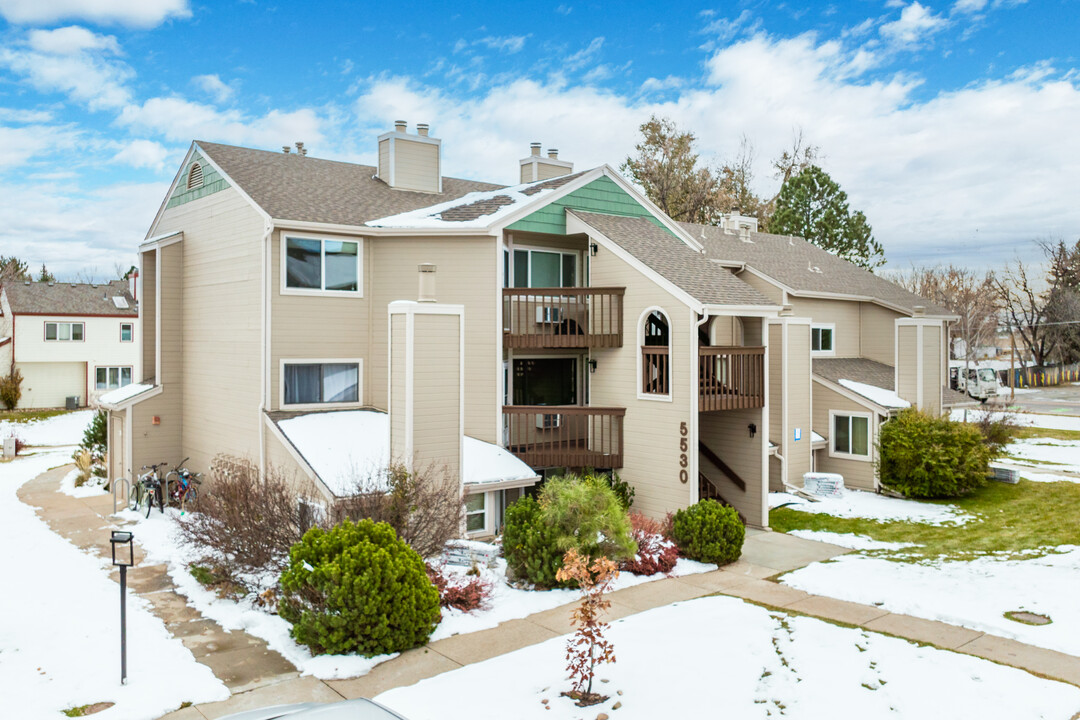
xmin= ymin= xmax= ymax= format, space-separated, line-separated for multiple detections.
xmin=19 ymin=466 xmax=1080 ymax=720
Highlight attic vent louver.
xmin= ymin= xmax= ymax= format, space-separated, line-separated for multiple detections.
xmin=187 ymin=162 xmax=204 ymax=190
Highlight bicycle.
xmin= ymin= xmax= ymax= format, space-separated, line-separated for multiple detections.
xmin=165 ymin=457 xmax=202 ymax=512
xmin=128 ymin=462 xmax=167 ymax=518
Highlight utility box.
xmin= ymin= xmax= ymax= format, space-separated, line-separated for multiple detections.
xmin=65 ymin=396 xmax=80 ymax=410
xmin=803 ymin=472 xmax=845 ymax=498
xmin=3 ymin=437 xmax=16 ymax=459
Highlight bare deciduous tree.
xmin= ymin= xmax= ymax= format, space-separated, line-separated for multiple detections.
xmin=993 ymin=256 xmax=1051 ymax=367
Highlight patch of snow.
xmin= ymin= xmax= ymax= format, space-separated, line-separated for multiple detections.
xmin=99 ymin=382 xmax=154 ymax=405
xmin=375 ymin=595 xmax=1080 ymax=720
xmin=950 ymin=409 xmax=1080 ymax=432
xmin=1018 ymin=470 xmax=1080 ymax=484
xmin=782 ymin=548 xmax=1080 ymax=656
xmin=769 ymin=490 xmax=974 ymax=526
xmin=838 ymin=378 xmax=911 ymax=408
xmin=996 ymin=385 xmax=1038 ymax=395
xmin=811 ymin=430 xmax=826 ymax=443
xmin=58 ymin=466 xmax=108 ymax=498
xmin=462 ymin=436 xmax=537 ymax=486
xmin=366 ymin=182 xmax=558 ymax=229
xmin=0 ymin=451 xmax=229 ymax=718
xmin=787 ymin=530 xmax=918 ymax=551
xmin=0 ymin=409 xmax=93 ymax=446
xmin=1006 ymin=438 xmax=1080 ymax=473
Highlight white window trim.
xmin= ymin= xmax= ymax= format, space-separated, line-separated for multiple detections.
xmin=637 ymin=305 xmax=673 ymax=402
xmin=511 ymin=245 xmax=580 ymax=288
xmin=280 ymin=232 xmax=363 ymax=298
xmin=811 ymin=323 xmax=836 ymax=357
xmin=464 ymin=489 xmax=490 ymax=537
xmin=120 ymin=322 xmax=134 ymax=342
xmin=45 ymin=321 xmax=85 ymax=342
xmin=95 ymin=365 xmax=133 ymax=391
xmin=828 ymin=409 xmax=873 ymax=462
xmin=279 ymin=357 xmax=364 ymax=411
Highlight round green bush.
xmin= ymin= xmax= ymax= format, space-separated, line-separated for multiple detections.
xmin=502 ymin=495 xmax=566 ymax=588
xmin=540 ymin=474 xmax=636 ymax=561
xmin=879 ymin=408 xmax=992 ymax=498
xmin=278 ymin=519 xmax=441 ymax=656
xmin=671 ymin=499 xmax=745 ymax=565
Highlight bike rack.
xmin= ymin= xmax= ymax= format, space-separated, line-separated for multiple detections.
xmin=112 ymin=476 xmax=131 ymax=515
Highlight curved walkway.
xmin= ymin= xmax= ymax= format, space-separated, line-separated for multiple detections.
xmin=18 ymin=466 xmax=1080 ymax=720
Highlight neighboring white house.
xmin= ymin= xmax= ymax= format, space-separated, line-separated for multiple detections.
xmin=0 ymin=279 xmax=140 ymax=408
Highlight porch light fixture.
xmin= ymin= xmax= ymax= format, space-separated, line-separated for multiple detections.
xmin=590 ymin=242 xmax=598 ymax=257
xmin=748 ymin=423 xmax=757 ymax=438
xmin=110 ymin=530 xmax=135 ymax=685
xmin=588 ymin=359 xmax=597 ymax=373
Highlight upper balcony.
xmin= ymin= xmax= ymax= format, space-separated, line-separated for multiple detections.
xmin=502 ymin=287 xmax=625 ymax=349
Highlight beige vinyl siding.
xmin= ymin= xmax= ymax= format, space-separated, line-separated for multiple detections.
xmin=140 ymin=250 xmax=157 ymax=381
xmin=860 ymin=303 xmax=902 ymax=365
xmin=699 ymin=407 xmax=766 ymax=527
xmin=786 ymin=323 xmax=813 ymax=484
xmin=789 ymin=297 xmax=860 ymax=357
xmin=588 ymin=246 xmax=695 ymax=520
xmin=389 ymin=314 xmax=406 ymax=463
xmin=896 ymin=325 xmax=918 ymax=405
xmin=371 ymin=236 xmax=498 ymax=444
xmin=922 ymin=324 xmax=942 ymax=414
xmin=708 ymin=316 xmax=745 ymax=346
xmin=108 ymin=410 xmax=127 ymax=483
xmin=130 ymin=391 xmax=180 ymax=473
xmin=269 ymin=230 xmax=368 ymax=410
xmin=737 ymin=270 xmax=785 ymax=304
xmin=767 ymin=323 xmax=783 ymax=450
xmin=411 ymin=314 xmax=461 ymax=476
xmin=15 ymin=362 xmax=85 ymax=408
xmin=378 ymin=139 xmax=390 ymax=183
xmin=812 ymin=381 xmax=878 ymax=490
xmin=152 ymin=187 xmax=264 ymax=473
xmin=392 ymin=140 xmax=440 ymax=193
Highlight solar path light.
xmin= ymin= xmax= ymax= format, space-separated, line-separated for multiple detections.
xmin=110 ymin=530 xmax=135 ymax=685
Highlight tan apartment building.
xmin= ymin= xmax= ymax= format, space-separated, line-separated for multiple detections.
xmin=102 ymin=125 xmax=959 ymax=534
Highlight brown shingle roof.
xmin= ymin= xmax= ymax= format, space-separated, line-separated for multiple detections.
xmin=569 ymin=211 xmax=777 ymax=307
xmin=438 ymin=195 xmax=516 ymax=221
xmin=682 ymin=223 xmax=952 ymax=316
xmin=3 ymin=280 xmax=137 ymax=316
xmin=813 ymin=357 xmax=897 ymax=389
xmin=195 ymin=141 xmax=504 ymax=227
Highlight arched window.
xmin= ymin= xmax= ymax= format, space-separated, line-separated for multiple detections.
xmin=640 ymin=308 xmax=671 ymax=397
xmin=187 ymin=162 xmax=204 ymax=190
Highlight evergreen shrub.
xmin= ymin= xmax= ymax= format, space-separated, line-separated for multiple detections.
xmin=502 ymin=495 xmax=566 ymax=588
xmin=879 ymin=408 xmax=991 ymax=498
xmin=671 ymin=500 xmax=745 ymax=565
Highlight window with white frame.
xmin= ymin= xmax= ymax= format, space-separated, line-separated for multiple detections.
xmin=832 ymin=412 xmax=870 ymax=459
xmin=465 ymin=493 xmax=486 ymax=533
xmin=284 ymin=236 xmax=360 ymax=294
xmin=283 ymin=362 xmax=360 ymax=406
xmin=512 ymin=248 xmax=577 ymax=288
xmin=96 ymin=366 xmax=132 ymax=390
xmin=640 ymin=309 xmax=671 ymax=397
xmin=120 ymin=323 xmax=133 ymax=342
xmin=45 ymin=322 xmax=84 ymax=341
xmin=811 ymin=324 xmax=835 ymax=355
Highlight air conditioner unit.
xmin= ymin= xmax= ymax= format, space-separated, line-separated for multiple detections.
xmin=536 ymin=413 xmax=561 ymax=430
xmin=535 ymin=306 xmax=562 ymax=324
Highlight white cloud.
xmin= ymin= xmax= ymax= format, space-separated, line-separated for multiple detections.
xmin=952 ymin=0 xmax=987 ymax=12
xmin=640 ymin=75 xmax=686 ymax=93
xmin=0 ymin=107 xmax=55 ymax=123
xmin=26 ymin=25 xmax=120 ymax=54
xmin=112 ymin=138 xmax=170 ymax=170
xmin=0 ymin=0 xmax=190 ymax=28
xmin=880 ymin=2 xmax=949 ymax=49
xmin=702 ymin=10 xmax=761 ymax=42
xmin=565 ymin=37 xmax=604 ymax=71
xmin=0 ymin=123 xmax=80 ymax=168
xmin=192 ymin=73 xmax=234 ymax=104
xmin=555 ymin=4 xmax=571 ymax=15
xmin=476 ymin=35 xmax=528 ymax=54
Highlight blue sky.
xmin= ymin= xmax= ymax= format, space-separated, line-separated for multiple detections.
xmin=1 ymin=0 xmax=1078 ymax=278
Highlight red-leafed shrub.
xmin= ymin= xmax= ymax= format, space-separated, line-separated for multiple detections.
xmin=426 ymin=563 xmax=493 ymax=613
xmin=622 ymin=512 xmax=679 ymax=576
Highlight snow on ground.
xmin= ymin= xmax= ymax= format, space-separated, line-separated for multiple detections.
xmin=1006 ymin=438 xmax=1080 ymax=473
xmin=770 ymin=490 xmax=974 ymax=526
xmin=375 ymin=595 xmax=1080 ymax=720
xmin=787 ymin=529 xmax=918 ymax=551
xmin=782 ymin=548 xmax=1080 ymax=657
xmin=0 ymin=409 xmax=93 ymax=446
xmin=950 ymin=409 xmax=1080 ymax=432
xmin=0 ymin=450 xmax=228 ymax=719
xmin=1018 ymin=470 xmax=1080 ymax=483
xmin=122 ymin=509 xmax=715 ymax=680
xmin=996 ymin=385 xmax=1039 ymax=395
xmin=59 ymin=466 xmax=109 ymax=498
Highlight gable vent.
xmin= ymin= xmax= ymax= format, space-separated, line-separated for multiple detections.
xmin=187 ymin=162 xmax=204 ymax=190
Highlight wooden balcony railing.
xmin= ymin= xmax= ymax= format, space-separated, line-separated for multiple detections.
xmin=699 ymin=345 xmax=765 ymax=411
xmin=502 ymin=405 xmax=625 ymax=469
xmin=641 ymin=346 xmax=670 ymax=396
xmin=502 ymin=287 xmax=624 ymax=349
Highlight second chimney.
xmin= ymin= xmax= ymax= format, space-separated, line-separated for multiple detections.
xmin=418 ymin=263 xmax=437 ymax=302
xmin=520 ymin=142 xmax=573 ymax=183
xmin=377 ymin=120 xmax=442 ymax=193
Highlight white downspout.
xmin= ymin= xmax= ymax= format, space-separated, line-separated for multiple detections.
xmin=692 ymin=311 xmax=710 ymax=504
xmin=259 ymin=220 xmax=272 ymax=479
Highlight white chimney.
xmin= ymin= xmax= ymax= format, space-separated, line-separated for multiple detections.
xmin=520 ymin=143 xmax=574 ymax=183
xmin=418 ymin=263 xmax=437 ymax=302
xmin=129 ymin=269 xmax=139 ymax=302
xmin=377 ymin=121 xmax=443 ymax=193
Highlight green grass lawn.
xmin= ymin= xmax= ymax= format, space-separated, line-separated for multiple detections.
xmin=770 ymin=479 xmax=1080 ymax=561
xmin=1012 ymin=426 xmax=1080 ymax=442
xmin=0 ymin=408 xmax=71 ymax=423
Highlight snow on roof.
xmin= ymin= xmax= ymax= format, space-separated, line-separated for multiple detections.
xmin=811 ymin=431 xmax=826 ymax=444
xmin=365 ymin=176 xmax=569 ymax=229
xmin=838 ymin=379 xmax=911 ymax=409
xmin=277 ymin=410 xmax=538 ymax=497
xmin=112 ymin=296 xmax=129 ymax=309
xmin=98 ymin=383 xmax=154 ymax=406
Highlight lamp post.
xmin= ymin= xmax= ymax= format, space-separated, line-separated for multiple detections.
xmin=110 ymin=530 xmax=135 ymax=685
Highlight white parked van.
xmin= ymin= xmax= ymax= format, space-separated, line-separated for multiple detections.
xmin=949 ymin=363 xmax=1001 ymax=403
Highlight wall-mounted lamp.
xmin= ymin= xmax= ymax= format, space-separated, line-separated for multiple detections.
xmin=590 ymin=242 xmax=598 ymax=257
xmin=587 ymin=359 xmax=598 ymax=373
xmin=748 ymin=423 xmax=757 ymax=438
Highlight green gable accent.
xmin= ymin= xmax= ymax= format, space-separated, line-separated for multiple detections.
xmin=507 ymin=175 xmax=670 ymax=236
xmin=166 ymin=151 xmax=230 ymax=209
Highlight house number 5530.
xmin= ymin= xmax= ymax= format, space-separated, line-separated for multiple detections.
xmin=679 ymin=421 xmax=689 ymax=483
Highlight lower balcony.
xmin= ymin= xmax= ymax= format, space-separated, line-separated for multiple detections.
xmin=699 ymin=346 xmax=766 ymax=411
xmin=502 ymin=405 xmax=626 ymax=469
